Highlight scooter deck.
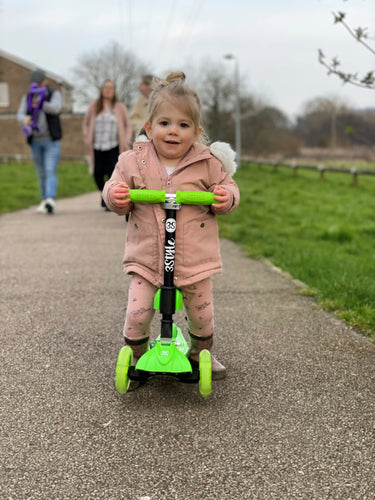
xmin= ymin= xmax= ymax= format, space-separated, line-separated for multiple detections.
xmin=128 ymin=365 xmax=200 ymax=384
xmin=133 ymin=324 xmax=192 ymax=373
xmin=127 ymin=329 xmax=200 ymax=384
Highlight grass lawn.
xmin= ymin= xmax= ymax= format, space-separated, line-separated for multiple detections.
xmin=0 ymin=161 xmax=96 ymax=214
xmin=219 ymin=162 xmax=375 ymax=339
xmin=1 ymin=159 xmax=374 ymax=339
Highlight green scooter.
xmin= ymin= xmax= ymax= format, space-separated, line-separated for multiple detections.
xmin=115 ymin=189 xmax=219 ymax=398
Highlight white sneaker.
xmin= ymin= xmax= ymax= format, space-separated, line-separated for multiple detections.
xmin=45 ymin=198 xmax=55 ymax=214
xmin=36 ymin=201 xmax=47 ymax=214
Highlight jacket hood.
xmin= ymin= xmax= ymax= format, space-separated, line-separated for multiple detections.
xmin=134 ymin=135 xmax=237 ymax=176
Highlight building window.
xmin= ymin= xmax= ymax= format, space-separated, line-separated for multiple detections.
xmin=0 ymin=82 xmax=10 ymax=107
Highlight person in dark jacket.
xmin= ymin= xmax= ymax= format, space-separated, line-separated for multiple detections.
xmin=17 ymin=69 xmax=62 ymax=214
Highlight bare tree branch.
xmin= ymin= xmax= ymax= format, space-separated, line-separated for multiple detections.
xmin=333 ymin=11 xmax=375 ymax=55
xmin=318 ymin=11 xmax=375 ymax=90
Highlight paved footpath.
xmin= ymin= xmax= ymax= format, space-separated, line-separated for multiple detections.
xmin=1 ymin=192 xmax=374 ymax=500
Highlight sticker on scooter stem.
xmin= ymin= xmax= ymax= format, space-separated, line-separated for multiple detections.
xmin=166 ymin=218 xmax=176 ymax=233
xmin=165 ymin=238 xmax=175 ymax=272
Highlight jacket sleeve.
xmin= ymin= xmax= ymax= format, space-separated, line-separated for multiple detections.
xmin=82 ymin=102 xmax=95 ymax=149
xmin=43 ymin=90 xmax=62 ymax=114
xmin=207 ymin=157 xmax=240 ymax=215
xmin=17 ymin=95 xmax=28 ymax=124
xmin=113 ymin=102 xmax=132 ymax=152
xmin=121 ymin=103 xmax=132 ymax=150
xmin=130 ymin=96 xmax=146 ymax=135
xmin=102 ymin=151 xmax=134 ymax=216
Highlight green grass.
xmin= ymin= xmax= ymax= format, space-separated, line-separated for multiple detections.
xmin=219 ymin=162 xmax=375 ymax=339
xmin=0 ymin=161 xmax=96 ymax=214
xmin=2 ymin=160 xmax=375 ymax=339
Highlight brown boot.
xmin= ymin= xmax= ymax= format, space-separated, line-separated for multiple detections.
xmin=124 ymin=336 xmax=149 ymax=390
xmin=188 ymin=332 xmax=226 ymax=380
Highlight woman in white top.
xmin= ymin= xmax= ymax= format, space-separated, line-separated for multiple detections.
xmin=83 ymin=80 xmax=132 ymax=209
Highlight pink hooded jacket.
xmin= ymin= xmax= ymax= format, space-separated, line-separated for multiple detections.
xmin=102 ymin=139 xmax=240 ymax=287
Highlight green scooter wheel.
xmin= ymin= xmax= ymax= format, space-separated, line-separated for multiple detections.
xmin=199 ymin=349 xmax=212 ymax=398
xmin=115 ymin=346 xmax=133 ymax=394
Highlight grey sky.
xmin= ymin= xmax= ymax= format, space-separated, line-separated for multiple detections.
xmin=1 ymin=0 xmax=373 ymax=118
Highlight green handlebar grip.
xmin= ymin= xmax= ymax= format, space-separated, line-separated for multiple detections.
xmin=175 ymin=191 xmax=216 ymax=205
xmin=129 ymin=189 xmax=166 ymax=203
xmin=127 ymin=189 xmax=218 ymax=205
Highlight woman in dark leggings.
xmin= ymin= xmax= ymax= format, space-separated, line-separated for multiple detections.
xmin=83 ymin=80 xmax=132 ymax=209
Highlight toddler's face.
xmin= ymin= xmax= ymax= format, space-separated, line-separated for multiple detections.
xmin=145 ymin=100 xmax=201 ymax=167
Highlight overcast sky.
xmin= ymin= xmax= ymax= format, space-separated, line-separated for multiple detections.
xmin=0 ymin=0 xmax=374 ymax=119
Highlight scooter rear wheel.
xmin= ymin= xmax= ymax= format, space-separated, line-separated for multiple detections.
xmin=115 ymin=346 xmax=133 ymax=394
xmin=199 ymin=349 xmax=212 ymax=398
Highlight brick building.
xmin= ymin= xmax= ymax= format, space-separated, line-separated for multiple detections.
xmin=0 ymin=49 xmax=86 ymax=161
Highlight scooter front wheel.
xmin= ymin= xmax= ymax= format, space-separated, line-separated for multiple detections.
xmin=199 ymin=349 xmax=212 ymax=398
xmin=115 ymin=346 xmax=133 ymax=394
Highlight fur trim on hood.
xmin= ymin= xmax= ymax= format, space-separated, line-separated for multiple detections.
xmin=209 ymin=141 xmax=237 ymax=176
xmin=135 ymin=134 xmax=150 ymax=143
xmin=134 ymin=136 xmax=237 ymax=176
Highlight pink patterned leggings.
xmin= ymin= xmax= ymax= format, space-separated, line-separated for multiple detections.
xmin=124 ymin=274 xmax=214 ymax=340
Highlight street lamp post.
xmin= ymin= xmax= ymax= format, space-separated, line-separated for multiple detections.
xmin=224 ymin=54 xmax=241 ymax=169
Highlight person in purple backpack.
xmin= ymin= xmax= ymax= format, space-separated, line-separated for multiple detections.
xmin=17 ymin=69 xmax=62 ymax=214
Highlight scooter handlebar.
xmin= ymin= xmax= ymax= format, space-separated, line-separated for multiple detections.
xmin=128 ymin=189 xmax=217 ymax=205
xmin=175 ymin=191 xmax=215 ymax=205
xmin=129 ymin=190 xmax=166 ymax=204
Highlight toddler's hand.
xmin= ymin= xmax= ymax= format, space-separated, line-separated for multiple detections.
xmin=212 ymin=185 xmax=231 ymax=213
xmin=110 ymin=184 xmax=131 ymax=208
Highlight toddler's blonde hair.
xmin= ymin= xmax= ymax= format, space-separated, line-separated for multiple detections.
xmin=147 ymin=71 xmax=208 ymax=144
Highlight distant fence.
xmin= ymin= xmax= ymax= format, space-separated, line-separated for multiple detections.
xmin=248 ymin=159 xmax=375 ymax=186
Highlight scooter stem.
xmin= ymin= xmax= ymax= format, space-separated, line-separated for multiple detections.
xmin=159 ymin=198 xmax=180 ymax=338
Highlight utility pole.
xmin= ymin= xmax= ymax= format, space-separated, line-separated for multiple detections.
xmin=224 ymin=54 xmax=241 ymax=169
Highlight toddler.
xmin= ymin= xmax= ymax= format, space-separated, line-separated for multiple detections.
xmin=103 ymin=72 xmax=240 ymax=384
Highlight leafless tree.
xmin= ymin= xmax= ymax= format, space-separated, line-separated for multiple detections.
xmin=194 ymin=61 xmax=235 ymax=142
xmin=295 ymin=96 xmax=354 ymax=147
xmin=70 ymin=41 xmax=149 ymax=110
xmin=191 ymin=59 xmax=298 ymax=155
